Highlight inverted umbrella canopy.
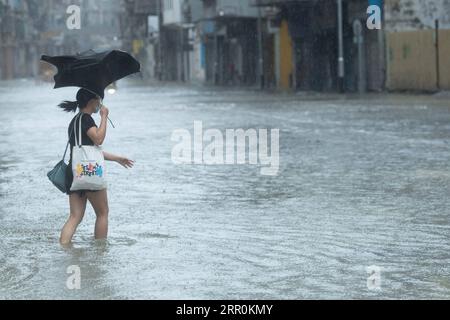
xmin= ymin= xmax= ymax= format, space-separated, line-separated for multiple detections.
xmin=41 ymin=49 xmax=141 ymax=97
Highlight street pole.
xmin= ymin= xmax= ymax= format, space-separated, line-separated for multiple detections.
xmin=214 ymin=27 xmax=218 ymax=85
xmin=353 ymin=19 xmax=366 ymax=94
xmin=186 ymin=28 xmax=191 ymax=83
xmin=378 ymin=21 xmax=385 ymax=90
xmin=337 ymin=0 xmax=345 ymax=92
xmin=179 ymin=27 xmax=184 ymax=81
xmin=435 ymin=19 xmax=440 ymax=90
xmin=156 ymin=0 xmax=163 ymax=81
xmin=257 ymin=7 xmax=264 ymax=89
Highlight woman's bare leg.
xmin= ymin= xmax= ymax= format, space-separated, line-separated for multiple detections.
xmin=60 ymin=193 xmax=88 ymax=245
xmin=86 ymin=189 xmax=109 ymax=239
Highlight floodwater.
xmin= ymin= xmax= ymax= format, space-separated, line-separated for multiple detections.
xmin=1 ymin=79 xmax=450 ymax=299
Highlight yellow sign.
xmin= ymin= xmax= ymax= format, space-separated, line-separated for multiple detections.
xmin=132 ymin=40 xmax=144 ymax=55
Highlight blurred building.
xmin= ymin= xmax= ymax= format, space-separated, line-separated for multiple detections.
xmin=251 ymin=0 xmax=450 ymax=93
xmin=251 ymin=0 xmax=385 ymax=92
xmin=121 ymin=0 xmax=159 ymax=79
xmin=80 ymin=0 xmax=124 ymax=51
xmin=157 ymin=0 xmax=387 ymax=92
xmin=199 ymin=0 xmax=260 ymax=86
xmin=160 ymin=0 xmax=261 ymax=85
xmin=0 ymin=0 xmax=124 ymax=80
xmin=0 ymin=0 xmax=41 ymax=79
xmin=384 ymin=0 xmax=450 ymax=91
xmin=3 ymin=0 xmax=450 ymax=93
xmin=161 ymin=0 xmax=203 ymax=82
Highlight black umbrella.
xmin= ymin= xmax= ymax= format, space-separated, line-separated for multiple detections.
xmin=41 ymin=49 xmax=141 ymax=97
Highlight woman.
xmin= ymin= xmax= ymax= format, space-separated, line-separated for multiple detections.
xmin=59 ymin=88 xmax=134 ymax=245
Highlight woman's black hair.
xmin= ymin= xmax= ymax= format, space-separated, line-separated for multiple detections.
xmin=58 ymin=88 xmax=99 ymax=113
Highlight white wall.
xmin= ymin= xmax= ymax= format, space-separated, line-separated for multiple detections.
xmin=385 ymin=0 xmax=450 ymax=31
xmin=145 ymin=43 xmax=156 ymax=79
xmin=204 ymin=0 xmax=259 ymax=19
xmin=163 ymin=0 xmax=183 ymax=26
xmin=190 ymin=29 xmax=205 ymax=83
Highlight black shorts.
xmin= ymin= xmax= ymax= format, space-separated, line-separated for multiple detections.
xmin=65 ymin=161 xmax=100 ymax=197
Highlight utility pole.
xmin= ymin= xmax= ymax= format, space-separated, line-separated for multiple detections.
xmin=179 ymin=27 xmax=184 ymax=82
xmin=156 ymin=0 xmax=163 ymax=81
xmin=435 ymin=19 xmax=440 ymax=90
xmin=257 ymin=6 xmax=264 ymax=89
xmin=214 ymin=27 xmax=218 ymax=85
xmin=1 ymin=4 xmax=15 ymax=79
xmin=337 ymin=0 xmax=345 ymax=92
xmin=353 ymin=19 xmax=366 ymax=94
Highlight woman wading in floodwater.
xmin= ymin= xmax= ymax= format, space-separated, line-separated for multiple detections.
xmin=59 ymin=88 xmax=134 ymax=245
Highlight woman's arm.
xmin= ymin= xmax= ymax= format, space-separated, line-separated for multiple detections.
xmin=103 ymin=151 xmax=135 ymax=169
xmin=87 ymin=107 xmax=108 ymax=146
xmin=103 ymin=151 xmax=119 ymax=162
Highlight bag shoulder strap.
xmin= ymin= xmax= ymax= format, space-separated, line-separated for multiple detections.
xmin=78 ymin=112 xmax=83 ymax=147
xmin=62 ymin=113 xmax=81 ymax=161
xmin=74 ymin=112 xmax=84 ymax=147
xmin=62 ymin=141 xmax=70 ymax=161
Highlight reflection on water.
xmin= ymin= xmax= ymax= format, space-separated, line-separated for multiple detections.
xmin=1 ymin=80 xmax=450 ymax=299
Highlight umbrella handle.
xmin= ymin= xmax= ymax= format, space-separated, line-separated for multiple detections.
xmin=107 ymin=116 xmax=115 ymax=129
xmin=99 ymin=102 xmax=115 ymax=128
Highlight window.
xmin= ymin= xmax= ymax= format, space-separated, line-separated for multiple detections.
xmin=164 ymin=0 xmax=173 ymax=11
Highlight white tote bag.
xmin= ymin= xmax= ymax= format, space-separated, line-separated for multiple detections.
xmin=70 ymin=113 xmax=107 ymax=191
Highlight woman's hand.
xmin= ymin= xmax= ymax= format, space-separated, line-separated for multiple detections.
xmin=100 ymin=106 xmax=109 ymax=118
xmin=116 ymin=156 xmax=135 ymax=169
xmin=102 ymin=152 xmax=134 ymax=168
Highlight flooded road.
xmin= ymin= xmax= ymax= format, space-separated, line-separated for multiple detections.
xmin=1 ymin=79 xmax=450 ymax=299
